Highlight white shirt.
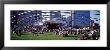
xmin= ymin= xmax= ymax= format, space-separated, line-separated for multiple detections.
xmin=91 ymin=31 xmax=94 ymax=34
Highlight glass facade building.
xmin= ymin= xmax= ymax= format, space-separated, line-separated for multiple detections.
xmin=73 ymin=10 xmax=90 ymax=28
xmin=11 ymin=10 xmax=94 ymax=31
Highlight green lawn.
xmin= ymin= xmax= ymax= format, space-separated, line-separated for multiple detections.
xmin=11 ymin=32 xmax=80 ymax=40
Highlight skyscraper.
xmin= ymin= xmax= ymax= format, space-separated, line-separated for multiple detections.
xmin=50 ymin=10 xmax=61 ymax=20
xmin=73 ymin=10 xmax=90 ymax=28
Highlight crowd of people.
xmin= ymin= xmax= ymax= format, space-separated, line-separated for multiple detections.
xmin=12 ymin=25 xmax=100 ymax=40
xmin=51 ymin=27 xmax=100 ymax=40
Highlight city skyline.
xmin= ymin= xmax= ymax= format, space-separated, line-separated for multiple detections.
xmin=11 ymin=10 xmax=100 ymax=30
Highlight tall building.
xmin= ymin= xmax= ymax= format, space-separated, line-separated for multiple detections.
xmin=50 ymin=10 xmax=61 ymax=20
xmin=11 ymin=10 xmax=43 ymax=32
xmin=73 ymin=10 xmax=90 ymax=28
xmin=90 ymin=20 xmax=94 ymax=27
xmin=11 ymin=10 xmax=20 ymax=32
xmin=41 ymin=10 xmax=50 ymax=22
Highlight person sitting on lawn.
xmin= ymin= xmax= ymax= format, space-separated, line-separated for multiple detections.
xmin=54 ymin=29 xmax=59 ymax=35
xmin=63 ymin=29 xmax=68 ymax=37
xmin=15 ymin=27 xmax=22 ymax=37
xmin=88 ymin=32 xmax=92 ymax=40
xmin=59 ymin=29 xmax=63 ymax=36
xmin=76 ymin=29 xmax=79 ymax=35
xmin=32 ymin=27 xmax=38 ymax=36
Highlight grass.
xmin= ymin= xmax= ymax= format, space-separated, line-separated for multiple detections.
xmin=11 ymin=32 xmax=100 ymax=40
xmin=11 ymin=32 xmax=80 ymax=40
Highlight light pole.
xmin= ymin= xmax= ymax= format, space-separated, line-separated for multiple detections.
xmin=71 ymin=10 xmax=74 ymax=34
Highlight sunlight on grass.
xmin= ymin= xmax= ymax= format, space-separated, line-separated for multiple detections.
xmin=11 ymin=32 xmax=80 ymax=40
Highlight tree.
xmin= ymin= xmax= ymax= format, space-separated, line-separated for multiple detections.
xmin=93 ymin=23 xmax=100 ymax=29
